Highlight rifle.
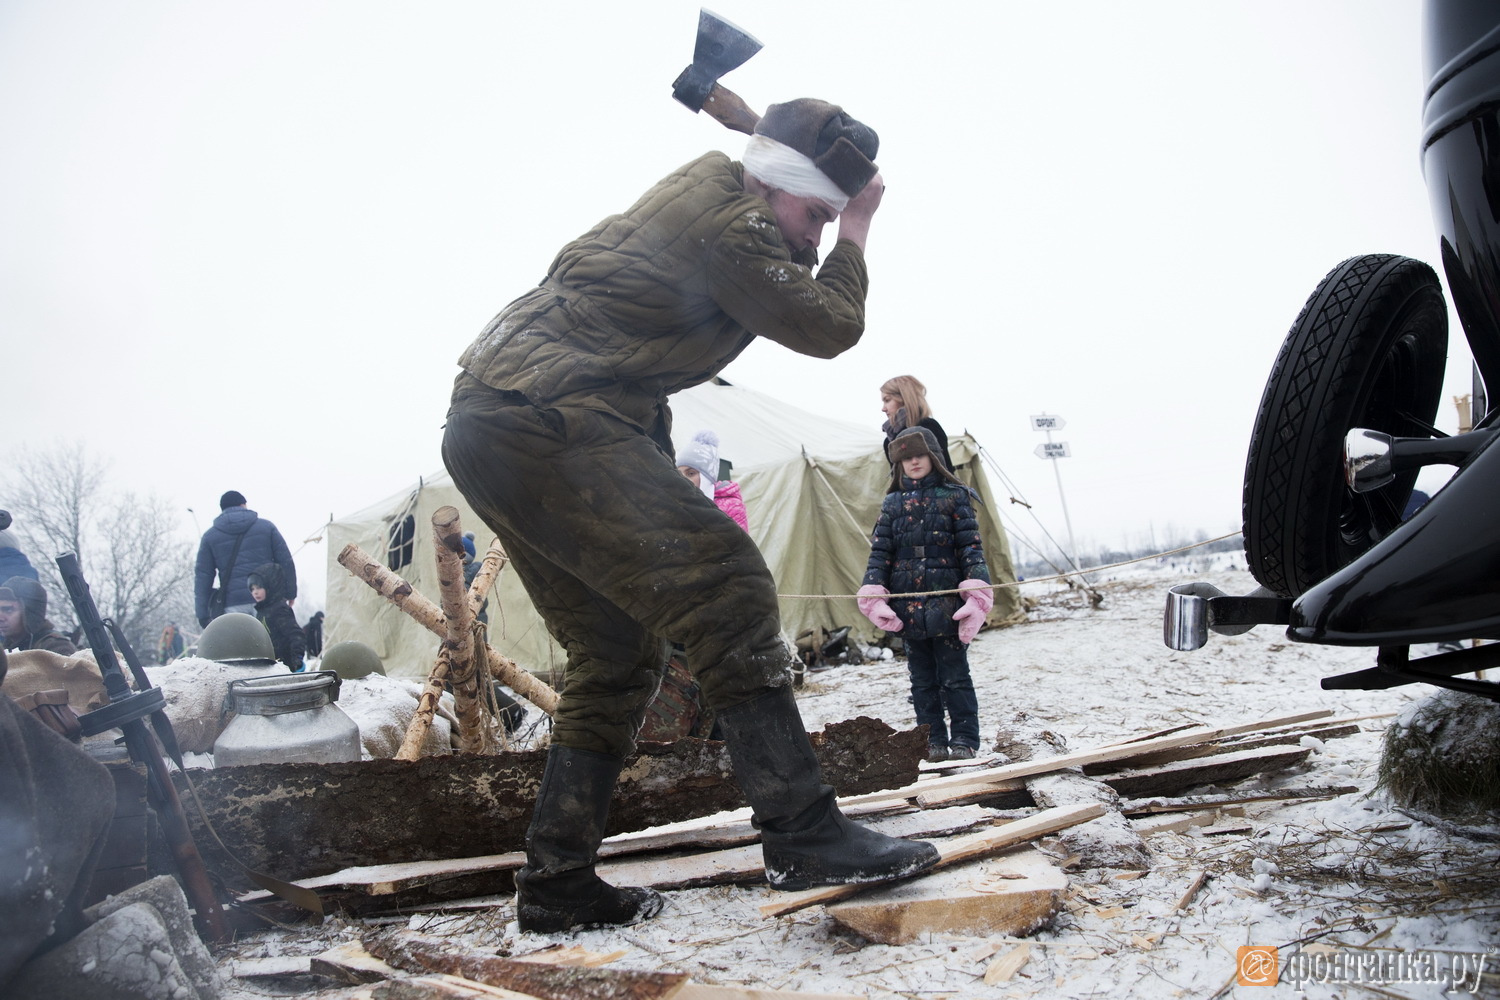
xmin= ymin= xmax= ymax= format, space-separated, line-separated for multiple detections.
xmin=56 ymin=552 xmax=229 ymax=943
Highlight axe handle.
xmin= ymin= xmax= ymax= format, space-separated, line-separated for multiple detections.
xmin=702 ymin=83 xmax=761 ymax=135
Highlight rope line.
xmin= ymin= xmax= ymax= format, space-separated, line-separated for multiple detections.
xmin=777 ymin=530 xmax=1243 ymax=602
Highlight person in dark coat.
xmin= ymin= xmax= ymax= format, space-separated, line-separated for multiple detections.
xmin=0 ymin=647 xmax=116 ymax=993
xmin=879 ymin=374 xmax=953 ymax=472
xmin=859 ymin=427 xmax=994 ymax=762
xmin=0 ymin=577 xmax=77 ymax=656
xmin=302 ymin=611 xmax=325 ymax=658
xmin=248 ymin=563 xmax=305 ymax=672
xmin=0 ymin=531 xmax=39 ymax=584
xmin=194 ymin=491 xmax=297 ymax=627
xmin=442 ymin=97 xmax=938 ymax=933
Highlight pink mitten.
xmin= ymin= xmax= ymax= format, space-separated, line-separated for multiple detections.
xmin=952 ymin=579 xmax=995 ymax=644
xmin=857 ymin=584 xmax=903 ymax=632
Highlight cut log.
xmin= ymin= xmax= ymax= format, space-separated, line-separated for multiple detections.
xmin=365 ymin=930 xmax=689 ymax=1000
xmin=1100 ymin=745 xmax=1312 ymax=800
xmin=338 ymin=542 xmax=559 ymax=716
xmin=760 ymin=802 xmax=1105 ymax=918
xmin=210 ymin=716 xmax=922 ymax=889
xmin=432 ymin=506 xmax=487 ymax=754
xmin=992 ymin=712 xmax=1150 ymax=871
xmin=842 ymin=709 xmax=1332 ymax=809
xmin=825 ymin=846 xmax=1066 ymax=945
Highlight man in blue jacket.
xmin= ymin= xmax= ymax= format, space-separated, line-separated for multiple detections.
xmin=193 ymin=491 xmax=296 ymax=627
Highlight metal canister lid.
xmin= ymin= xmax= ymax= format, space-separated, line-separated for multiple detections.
xmin=223 ymin=669 xmax=344 ymax=717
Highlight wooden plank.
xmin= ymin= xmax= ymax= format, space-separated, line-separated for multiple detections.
xmin=1118 ymin=784 xmax=1358 ymax=816
xmin=1081 ymin=724 xmax=1359 ymax=773
xmin=366 ymin=931 xmax=688 ymax=1000
xmin=599 ymin=805 xmax=1004 ymax=893
xmin=373 ymin=975 xmax=542 ymax=1000
xmin=311 ymin=941 xmax=401 ymax=985
xmin=908 ymin=778 xmax=1030 ymax=810
xmin=1130 ymin=809 xmax=1222 ymax=836
xmin=247 ymin=805 xmax=998 ymax=905
xmin=991 ymin=713 xmax=1149 ymax=871
xmin=825 ymin=847 xmax=1066 ymax=945
xmin=677 ymin=986 xmax=863 ymax=1000
xmin=1100 ymin=745 xmax=1311 ymax=800
xmin=839 ymin=710 xmax=1332 ymax=809
xmin=760 ymin=802 xmax=1105 ymax=918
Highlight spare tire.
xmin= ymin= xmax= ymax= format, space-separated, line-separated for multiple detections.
xmin=1243 ymin=254 xmax=1448 ymax=597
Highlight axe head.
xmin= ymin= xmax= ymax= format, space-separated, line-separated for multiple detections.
xmin=672 ymin=8 xmax=762 ymax=113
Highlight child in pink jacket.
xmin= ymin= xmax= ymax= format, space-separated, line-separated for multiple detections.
xmin=676 ymin=430 xmax=749 ymax=533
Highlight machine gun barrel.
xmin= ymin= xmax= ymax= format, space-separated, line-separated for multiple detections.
xmin=55 ymin=551 xmax=229 ymax=942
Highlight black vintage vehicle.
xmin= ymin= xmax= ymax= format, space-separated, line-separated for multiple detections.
xmin=1163 ymin=0 xmax=1500 ymax=702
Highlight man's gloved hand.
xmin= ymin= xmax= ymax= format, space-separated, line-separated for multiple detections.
xmin=857 ymin=584 xmax=903 ymax=632
xmin=952 ymin=579 xmax=995 ymax=644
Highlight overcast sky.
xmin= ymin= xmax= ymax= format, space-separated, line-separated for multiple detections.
xmin=0 ymin=1 xmax=1464 ymax=603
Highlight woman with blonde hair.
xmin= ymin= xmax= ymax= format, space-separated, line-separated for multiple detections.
xmin=880 ymin=375 xmax=953 ymax=471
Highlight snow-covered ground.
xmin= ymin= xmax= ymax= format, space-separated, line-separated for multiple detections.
xmin=218 ymin=558 xmax=1500 ymax=999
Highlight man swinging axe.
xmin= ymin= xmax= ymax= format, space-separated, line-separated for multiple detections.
xmin=441 ymin=11 xmax=937 ymax=934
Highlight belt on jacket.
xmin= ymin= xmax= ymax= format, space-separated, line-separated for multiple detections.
xmin=896 ymin=546 xmax=954 ymax=560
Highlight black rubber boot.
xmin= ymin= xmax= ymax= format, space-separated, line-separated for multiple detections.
xmin=514 ymin=746 xmax=665 ymax=932
xmin=716 ymin=686 xmax=940 ymax=891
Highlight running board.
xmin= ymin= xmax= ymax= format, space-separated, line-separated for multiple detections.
xmin=1322 ymin=645 xmax=1500 ymax=701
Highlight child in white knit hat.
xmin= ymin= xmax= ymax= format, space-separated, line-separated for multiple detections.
xmin=675 ymin=429 xmax=749 ymax=532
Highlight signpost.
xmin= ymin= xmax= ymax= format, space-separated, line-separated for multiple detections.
xmin=1031 ymin=413 xmax=1079 ymax=573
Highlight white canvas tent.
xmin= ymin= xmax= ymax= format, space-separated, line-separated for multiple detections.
xmin=325 ymin=380 xmax=1021 ymax=680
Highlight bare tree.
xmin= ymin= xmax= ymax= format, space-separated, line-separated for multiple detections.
xmin=3 ymin=443 xmax=194 ymax=656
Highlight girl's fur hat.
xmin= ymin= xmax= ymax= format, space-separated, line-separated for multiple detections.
xmin=888 ymin=427 xmax=967 ymax=493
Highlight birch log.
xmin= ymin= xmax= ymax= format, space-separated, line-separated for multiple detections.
xmin=337 ymin=543 xmax=559 ymax=716
xmin=432 ymin=506 xmax=486 ymax=752
xmin=468 ymin=540 xmax=507 ymax=621
xmin=395 ymin=655 xmax=451 ymax=762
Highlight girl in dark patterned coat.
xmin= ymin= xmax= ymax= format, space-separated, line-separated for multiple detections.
xmin=858 ymin=427 xmax=994 ymax=762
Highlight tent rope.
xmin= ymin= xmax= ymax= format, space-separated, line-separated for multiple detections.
xmin=776 ymin=530 xmax=1242 ymax=601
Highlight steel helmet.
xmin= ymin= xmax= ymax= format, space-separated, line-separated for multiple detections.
xmin=321 ymin=639 xmax=386 ymax=679
xmin=197 ymin=612 xmax=275 ymax=665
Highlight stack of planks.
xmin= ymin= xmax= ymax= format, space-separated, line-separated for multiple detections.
xmin=236 ymin=708 xmax=1374 ymax=946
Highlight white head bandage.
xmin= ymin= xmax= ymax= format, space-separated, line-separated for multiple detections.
xmin=742 ymin=134 xmax=850 ymax=212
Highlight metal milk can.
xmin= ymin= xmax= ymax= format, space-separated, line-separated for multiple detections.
xmin=213 ymin=670 xmax=362 ymax=766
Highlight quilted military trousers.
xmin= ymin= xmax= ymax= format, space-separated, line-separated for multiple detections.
xmin=442 ymin=374 xmax=794 ymax=758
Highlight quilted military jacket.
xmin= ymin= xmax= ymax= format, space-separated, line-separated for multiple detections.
xmin=457 ymin=153 xmax=870 ymax=447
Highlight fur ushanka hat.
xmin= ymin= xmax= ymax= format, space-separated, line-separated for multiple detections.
xmin=887 ymin=427 xmax=966 ymax=493
xmin=752 ymin=98 xmax=879 ymax=200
